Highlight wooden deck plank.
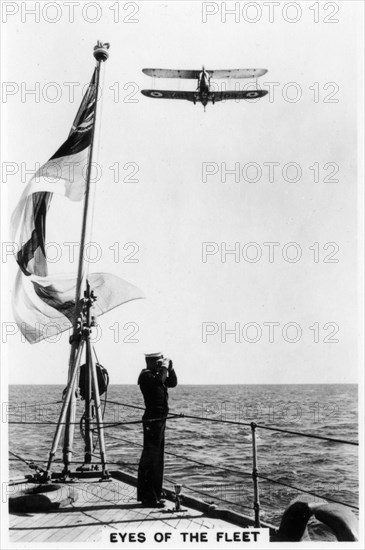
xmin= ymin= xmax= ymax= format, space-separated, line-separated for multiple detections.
xmin=11 ymin=509 xmax=77 ymax=543
xmin=48 ymin=499 xmax=150 ymax=542
xmin=9 ymin=475 xmax=252 ymax=543
xmin=27 ymin=514 xmax=81 ymax=543
xmin=101 ymin=505 xmax=147 ymax=529
xmin=59 ymin=505 xmax=137 ymax=542
xmin=10 ymin=509 xmax=68 ymax=542
xmin=54 ymin=519 xmax=103 ymax=543
xmin=42 ymin=505 xmax=113 ymax=543
xmin=40 ymin=504 xmax=120 ymax=542
xmin=9 ymin=513 xmax=40 ymax=529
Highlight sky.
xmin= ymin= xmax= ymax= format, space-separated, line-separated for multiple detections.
xmin=1 ymin=1 xmax=363 ymax=385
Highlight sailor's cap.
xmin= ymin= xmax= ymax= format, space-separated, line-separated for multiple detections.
xmin=144 ymin=352 xmax=163 ymax=359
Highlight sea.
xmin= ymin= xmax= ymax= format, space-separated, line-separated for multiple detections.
xmin=8 ymin=384 xmax=358 ymax=533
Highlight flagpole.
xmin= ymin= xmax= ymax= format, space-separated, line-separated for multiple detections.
xmin=75 ymin=42 xmax=109 ymax=313
xmin=62 ymin=41 xmax=110 ymax=473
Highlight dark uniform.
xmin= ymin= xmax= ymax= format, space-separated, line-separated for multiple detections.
xmin=137 ymin=360 xmax=177 ymax=505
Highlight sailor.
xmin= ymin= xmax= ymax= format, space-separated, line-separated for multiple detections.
xmin=137 ymin=352 xmax=177 ymax=507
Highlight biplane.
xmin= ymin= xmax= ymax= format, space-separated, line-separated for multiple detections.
xmin=141 ymin=67 xmax=268 ymax=109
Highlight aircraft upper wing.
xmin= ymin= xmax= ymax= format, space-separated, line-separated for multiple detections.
xmin=141 ymin=89 xmax=198 ymax=102
xmin=212 ymin=90 xmax=268 ymax=101
xmin=143 ymin=69 xmax=201 ymax=79
xmin=143 ymin=68 xmax=268 ymax=79
xmin=211 ymin=69 xmax=268 ymax=79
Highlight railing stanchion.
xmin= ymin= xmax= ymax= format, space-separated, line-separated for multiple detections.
xmin=250 ymin=422 xmax=261 ymax=528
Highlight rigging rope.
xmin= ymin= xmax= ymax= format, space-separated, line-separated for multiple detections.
xmin=254 ymin=423 xmax=358 ymax=446
xmin=9 ymin=414 xmax=180 ymax=427
xmin=9 ymin=413 xmax=358 ymax=446
xmin=106 ymin=433 xmax=252 ymax=478
xmin=9 ymin=450 xmax=44 ymax=472
xmin=97 ymin=413 xmax=181 ymax=430
xmin=105 ymin=399 xmax=145 ymax=411
xmin=101 ymin=400 xmax=359 ymax=446
xmin=105 ymin=433 xmax=359 ymax=511
xmin=178 ymin=413 xmax=359 ymax=446
xmin=8 ymin=400 xmax=63 ymax=409
xmin=257 ymin=473 xmax=359 ymax=511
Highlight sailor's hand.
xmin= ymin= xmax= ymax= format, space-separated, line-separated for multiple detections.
xmin=167 ymin=359 xmax=173 ymax=371
xmin=157 ymin=358 xmax=169 ymax=370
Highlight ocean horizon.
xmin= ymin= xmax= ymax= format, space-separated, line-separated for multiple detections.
xmin=8 ymin=382 xmax=358 ymax=386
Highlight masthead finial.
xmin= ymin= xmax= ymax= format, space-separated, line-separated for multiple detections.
xmin=93 ymin=41 xmax=110 ymax=62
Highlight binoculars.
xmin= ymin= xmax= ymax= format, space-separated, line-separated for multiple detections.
xmin=156 ymin=357 xmax=173 ymax=369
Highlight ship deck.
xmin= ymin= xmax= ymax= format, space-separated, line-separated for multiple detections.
xmin=9 ymin=470 xmax=264 ymax=544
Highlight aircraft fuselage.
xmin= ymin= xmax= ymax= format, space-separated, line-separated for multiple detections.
xmin=198 ymin=69 xmax=211 ymax=106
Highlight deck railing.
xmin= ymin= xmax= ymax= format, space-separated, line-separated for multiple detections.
xmin=9 ymin=398 xmax=359 ymax=527
xmin=102 ymin=402 xmax=359 ymax=526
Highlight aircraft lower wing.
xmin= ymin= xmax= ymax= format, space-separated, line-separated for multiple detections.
xmin=141 ymin=89 xmax=268 ymax=103
xmin=143 ymin=69 xmax=200 ymax=79
xmin=141 ymin=89 xmax=198 ymax=102
xmin=212 ymin=90 xmax=268 ymax=101
xmin=211 ymin=69 xmax=268 ymax=79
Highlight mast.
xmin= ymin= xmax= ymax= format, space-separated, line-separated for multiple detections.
xmin=62 ymin=41 xmax=110 ymax=473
